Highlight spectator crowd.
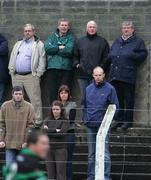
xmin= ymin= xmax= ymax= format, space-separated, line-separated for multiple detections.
xmin=0 ymin=19 xmax=148 ymax=180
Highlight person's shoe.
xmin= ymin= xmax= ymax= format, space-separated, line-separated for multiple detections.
xmin=110 ymin=121 xmax=122 ymax=130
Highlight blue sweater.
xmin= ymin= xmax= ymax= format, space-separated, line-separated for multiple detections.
xmin=83 ymin=82 xmax=119 ymax=128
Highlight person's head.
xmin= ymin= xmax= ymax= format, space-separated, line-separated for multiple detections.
xmin=50 ymin=100 xmax=66 ymax=120
xmin=93 ymin=66 xmax=105 ymax=84
xmin=58 ymin=85 xmax=72 ymax=102
xmin=27 ymin=130 xmax=49 ymax=159
xmin=12 ymin=86 xmax=24 ymax=102
xmin=58 ymin=18 xmax=70 ymax=36
xmin=86 ymin=20 xmax=97 ymax=35
xmin=122 ymin=21 xmax=134 ymax=37
xmin=23 ymin=23 xmax=35 ymax=40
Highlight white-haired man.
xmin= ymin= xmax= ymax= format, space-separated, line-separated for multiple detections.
xmin=73 ymin=20 xmax=109 ymax=104
xmin=9 ymin=24 xmax=46 ymax=127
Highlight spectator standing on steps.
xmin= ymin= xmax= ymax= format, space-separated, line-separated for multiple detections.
xmin=106 ymin=21 xmax=148 ymax=130
xmin=73 ymin=20 xmax=109 ymax=104
xmin=44 ymin=100 xmax=69 ymax=180
xmin=58 ymin=85 xmax=77 ymax=180
xmin=8 ymin=23 xmax=46 ymax=127
xmin=0 ymin=86 xmax=35 ymax=166
xmin=44 ymin=18 xmax=75 ymax=104
xmin=83 ymin=66 xmax=119 ymax=180
xmin=0 ymin=34 xmax=10 ymax=107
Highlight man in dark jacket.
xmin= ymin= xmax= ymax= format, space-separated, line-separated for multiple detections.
xmin=107 ymin=21 xmax=148 ymax=130
xmin=44 ymin=18 xmax=75 ymax=104
xmin=73 ymin=21 xmax=109 ymax=104
xmin=83 ymin=66 xmax=119 ymax=180
xmin=3 ymin=130 xmax=49 ymax=180
xmin=0 ymin=34 xmax=10 ymax=106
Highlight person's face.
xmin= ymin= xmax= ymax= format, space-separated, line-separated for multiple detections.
xmin=12 ymin=91 xmax=23 ymax=102
xmin=122 ymin=25 xmax=134 ymax=37
xmin=52 ymin=105 xmax=62 ymax=119
xmin=59 ymin=90 xmax=69 ymax=102
xmin=86 ymin=23 xmax=97 ymax=35
xmin=33 ymin=135 xmax=49 ymax=159
xmin=24 ymin=26 xmax=35 ymax=40
xmin=58 ymin=21 xmax=69 ymax=35
xmin=93 ymin=69 xmax=105 ymax=84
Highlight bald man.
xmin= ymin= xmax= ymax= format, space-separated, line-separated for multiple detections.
xmin=82 ymin=66 xmax=119 ymax=180
xmin=73 ymin=21 xmax=109 ymax=104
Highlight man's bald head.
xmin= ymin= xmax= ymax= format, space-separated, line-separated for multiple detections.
xmin=93 ymin=66 xmax=105 ymax=85
xmin=93 ymin=66 xmax=104 ymax=74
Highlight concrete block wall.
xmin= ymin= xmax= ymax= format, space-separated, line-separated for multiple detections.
xmin=0 ymin=0 xmax=151 ymax=126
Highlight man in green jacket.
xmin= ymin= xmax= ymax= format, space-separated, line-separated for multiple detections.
xmin=3 ymin=130 xmax=49 ymax=180
xmin=44 ymin=18 xmax=75 ymax=104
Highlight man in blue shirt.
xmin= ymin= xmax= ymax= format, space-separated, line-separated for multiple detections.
xmin=9 ymin=24 xmax=46 ymax=127
xmin=83 ymin=66 xmax=119 ymax=180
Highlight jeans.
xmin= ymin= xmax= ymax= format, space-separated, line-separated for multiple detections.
xmin=66 ymin=131 xmax=75 ymax=180
xmin=0 ymin=83 xmax=6 ymax=106
xmin=5 ymin=149 xmax=19 ymax=166
xmin=111 ymin=80 xmax=135 ymax=127
xmin=86 ymin=127 xmax=111 ymax=180
xmin=78 ymin=78 xmax=92 ymax=105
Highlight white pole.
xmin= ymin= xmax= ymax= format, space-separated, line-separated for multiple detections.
xmin=95 ymin=104 xmax=116 ymax=180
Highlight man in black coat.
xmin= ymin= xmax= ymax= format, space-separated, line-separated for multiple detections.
xmin=73 ymin=21 xmax=109 ymax=104
xmin=107 ymin=21 xmax=148 ymax=130
xmin=0 ymin=34 xmax=10 ymax=106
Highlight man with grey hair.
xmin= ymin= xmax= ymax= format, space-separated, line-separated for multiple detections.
xmin=106 ymin=21 xmax=148 ymax=130
xmin=73 ymin=20 xmax=109 ymax=104
xmin=9 ymin=24 xmax=46 ymax=127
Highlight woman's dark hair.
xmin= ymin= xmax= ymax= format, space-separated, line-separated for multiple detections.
xmin=50 ymin=100 xmax=67 ymax=119
xmin=58 ymin=85 xmax=72 ymax=101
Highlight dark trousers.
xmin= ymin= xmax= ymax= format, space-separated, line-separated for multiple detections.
xmin=47 ymin=69 xmax=72 ymax=104
xmin=46 ymin=147 xmax=67 ymax=180
xmin=66 ymin=132 xmax=75 ymax=180
xmin=111 ymin=80 xmax=135 ymax=126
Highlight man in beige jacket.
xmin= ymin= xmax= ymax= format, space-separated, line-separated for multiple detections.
xmin=0 ymin=86 xmax=35 ymax=165
xmin=9 ymin=24 xmax=46 ymax=126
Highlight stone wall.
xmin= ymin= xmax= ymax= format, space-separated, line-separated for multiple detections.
xmin=0 ymin=0 xmax=151 ymax=126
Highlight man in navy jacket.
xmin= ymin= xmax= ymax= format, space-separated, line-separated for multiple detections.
xmin=0 ymin=34 xmax=10 ymax=106
xmin=83 ymin=66 xmax=119 ymax=180
xmin=107 ymin=21 xmax=148 ymax=130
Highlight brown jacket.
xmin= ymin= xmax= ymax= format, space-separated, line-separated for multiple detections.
xmin=0 ymin=100 xmax=35 ymax=150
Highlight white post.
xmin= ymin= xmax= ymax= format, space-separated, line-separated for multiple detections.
xmin=95 ymin=104 xmax=116 ymax=180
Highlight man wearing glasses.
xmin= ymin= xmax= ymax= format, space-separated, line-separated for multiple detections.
xmin=9 ymin=24 xmax=46 ymax=127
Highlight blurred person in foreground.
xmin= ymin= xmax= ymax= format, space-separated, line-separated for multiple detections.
xmin=3 ymin=130 xmax=49 ymax=180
